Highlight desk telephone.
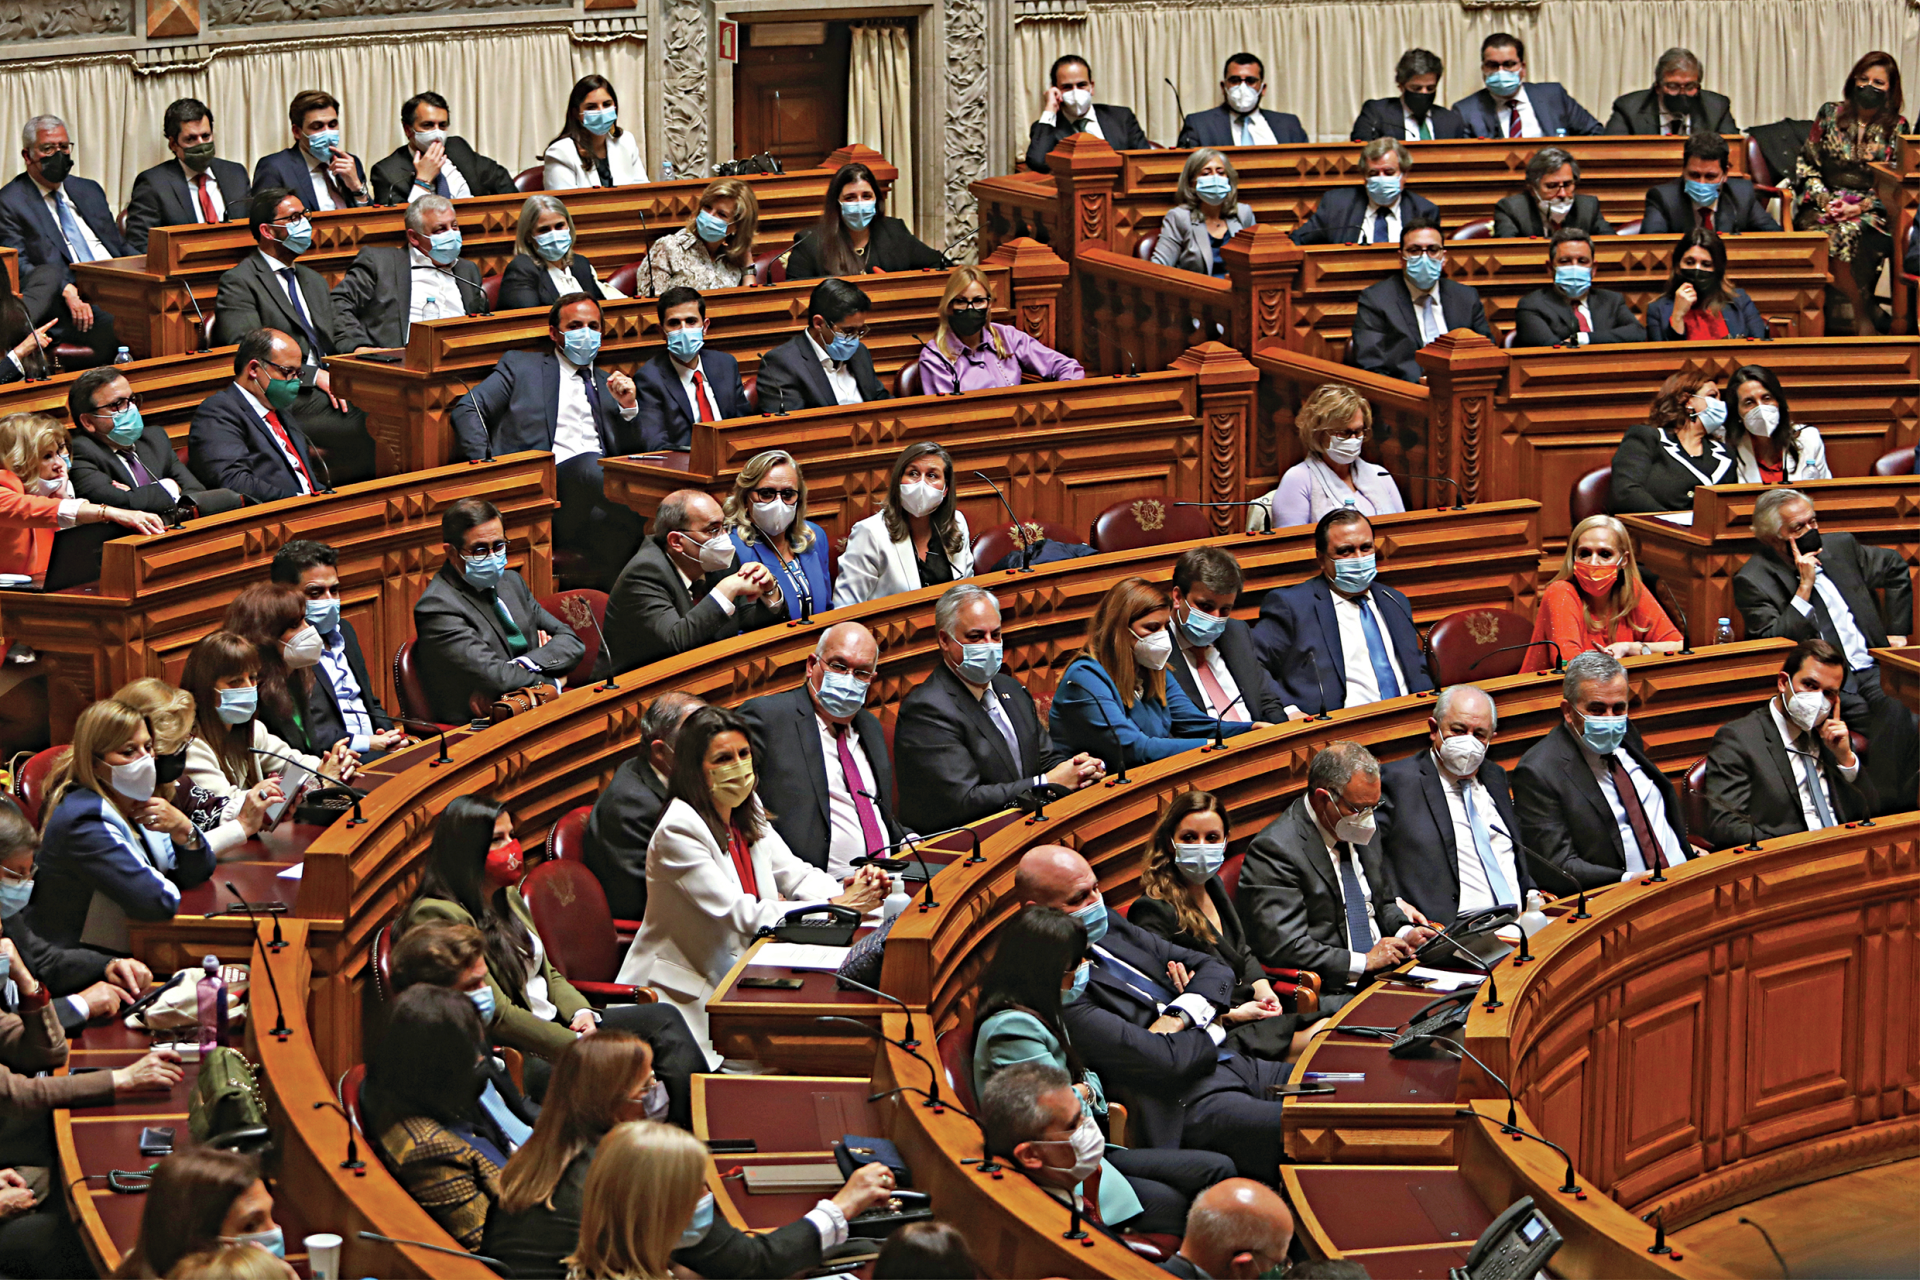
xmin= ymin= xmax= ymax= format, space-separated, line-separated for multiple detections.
xmin=1452 ymin=1195 xmax=1563 ymax=1280
xmin=759 ymin=904 xmax=861 ymax=947
xmin=1388 ymin=989 xmax=1476 ymax=1058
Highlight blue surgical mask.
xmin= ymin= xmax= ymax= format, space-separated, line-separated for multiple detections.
xmin=1366 ymin=174 xmax=1402 ymax=206
xmin=694 ymin=209 xmax=731 ymax=243
xmin=0 ymin=877 xmax=32 ymax=918
xmin=305 ymin=130 xmax=341 ymax=163
xmin=840 ymin=199 xmax=877 ymax=229
xmin=222 ymin=1226 xmax=286 ymax=1259
xmin=304 ymin=597 xmax=340 ymax=636
xmin=581 ymin=106 xmax=618 ymax=136
xmin=106 ymin=405 xmax=145 ymax=449
xmin=1484 ymin=69 xmax=1522 ymax=97
xmin=665 ymin=327 xmax=705 ymax=362
xmin=1174 ymin=841 xmax=1227 ymax=885
xmin=1403 ymin=254 xmax=1443 ymax=292
xmin=560 ymin=326 xmax=602 ymax=365
xmin=1062 ymin=961 xmax=1091 ymax=1004
xmin=1554 ymin=265 xmax=1592 ymax=300
xmin=277 ymin=217 xmax=313 ymax=256
xmin=532 ymin=228 xmax=572 ymax=262
xmin=468 ymin=984 xmax=495 ymax=1021
xmin=953 ymin=640 xmax=1002 ymax=685
xmin=1070 ymin=894 xmax=1108 ymax=946
xmin=1578 ymin=711 xmax=1629 ymax=756
xmin=217 ymin=686 xmax=258 ymax=725
xmin=462 ymin=548 xmax=507 ymax=590
xmin=1178 ymin=603 xmax=1228 ymax=648
xmin=1194 ymin=174 xmax=1233 ymax=206
xmin=1683 ymin=178 xmax=1721 ymax=207
xmin=678 ymin=1193 xmax=715 ymax=1250
xmin=1331 ymin=554 xmax=1377 ymax=594
xmin=815 ymin=670 xmax=868 ymax=719
xmin=1694 ymin=395 xmax=1728 ymax=435
xmin=822 ymin=325 xmax=861 ymax=363
xmin=425 ymin=228 xmax=463 ymax=266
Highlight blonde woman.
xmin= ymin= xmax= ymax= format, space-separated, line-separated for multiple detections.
xmin=725 ymin=449 xmax=829 ymax=622
xmin=1526 ymin=515 xmax=1683 ymax=669
xmin=1150 ymin=149 xmax=1255 ymax=277
xmin=498 ymin=195 xmax=626 ymax=311
xmin=645 ymin=179 xmax=760 ymax=294
xmin=830 ymin=441 xmax=975 ymax=607
xmin=566 ymin=1121 xmax=708 ymax=1280
xmin=0 ymin=412 xmax=161 ymax=578
xmin=1253 ymin=384 xmax=1405 ymax=531
xmin=113 ymin=676 xmax=275 ymax=859
xmin=917 ymin=265 xmax=1082 ymax=395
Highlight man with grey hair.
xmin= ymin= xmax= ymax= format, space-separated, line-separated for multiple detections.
xmin=604 ymin=487 xmax=780 ymax=673
xmin=0 ymin=112 xmax=128 ymax=367
xmin=1606 ymin=47 xmax=1738 ymax=136
xmin=1238 ymin=741 xmax=1432 ymax=1008
xmin=1375 ymin=683 xmax=1536 ymax=927
xmin=1293 ymin=137 xmax=1442 ymax=246
xmin=980 ymin=1061 xmax=1135 ymax=1238
xmin=1514 ymin=650 xmax=1691 ymax=890
xmin=581 ymin=691 xmax=708 ymax=920
xmin=1494 ymin=147 xmax=1616 ymax=238
xmin=893 ymin=584 xmax=1103 ymax=831
xmin=330 ymin=192 xmax=484 ymax=352
xmin=1166 ymin=1178 xmax=1296 ymax=1280
xmin=740 ymin=621 xmax=907 ymax=876
xmin=1351 ymin=48 xmax=1470 ymax=142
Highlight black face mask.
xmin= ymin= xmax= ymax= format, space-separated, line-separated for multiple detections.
xmin=1794 ymin=527 xmax=1823 ymax=555
xmin=1678 ymin=267 xmax=1719 ymax=291
xmin=1659 ymin=92 xmax=1693 ymax=116
xmin=1402 ymin=90 xmax=1436 ymax=118
xmin=38 ymin=152 xmax=73 ymax=185
xmin=1850 ymin=83 xmax=1888 ymax=111
xmin=950 ymin=308 xmax=988 ymax=338
xmin=155 ymin=748 xmax=189 ymax=786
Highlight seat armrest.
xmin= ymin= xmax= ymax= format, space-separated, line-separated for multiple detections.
xmin=574 ymin=980 xmax=657 ymax=1007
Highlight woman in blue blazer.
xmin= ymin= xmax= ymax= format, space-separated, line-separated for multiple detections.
xmin=725 ymin=450 xmax=831 ymax=622
xmin=1050 ymin=577 xmax=1258 ymax=768
xmin=1645 ymin=229 xmax=1769 ymax=341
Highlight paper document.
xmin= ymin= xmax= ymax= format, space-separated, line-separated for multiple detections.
xmin=276 ymin=863 xmax=303 ymax=881
xmin=1654 ymin=511 xmax=1695 ymax=526
xmin=1405 ymin=966 xmax=1486 ymax=993
xmin=753 ymin=942 xmax=853 ymax=972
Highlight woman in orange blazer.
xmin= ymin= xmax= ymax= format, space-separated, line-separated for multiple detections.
xmin=0 ymin=413 xmax=162 ymax=578
xmin=1527 ymin=514 xmax=1684 ymax=670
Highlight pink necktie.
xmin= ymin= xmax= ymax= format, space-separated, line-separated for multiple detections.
xmin=834 ymin=725 xmax=886 ymax=856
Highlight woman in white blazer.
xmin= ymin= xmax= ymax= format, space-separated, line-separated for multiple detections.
xmin=614 ymin=706 xmax=887 ymax=1057
xmin=178 ymin=630 xmax=349 ymax=827
xmin=831 ymin=442 xmax=975 ymax=609
xmin=1726 ymin=363 xmax=1831 ymax=484
xmin=542 ymin=74 xmax=650 ymax=191
xmin=1149 ymin=148 xmax=1256 ymax=278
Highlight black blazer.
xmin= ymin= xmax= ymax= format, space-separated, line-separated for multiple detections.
xmin=1733 ymin=534 xmax=1911 ymax=673
xmin=1373 ymin=750 xmax=1534 ymax=927
xmin=1452 ymin=83 xmax=1604 ymax=139
xmin=1166 ymin=619 xmax=1289 ymax=723
xmin=634 ymin=350 xmax=749 ymax=451
xmin=411 ymin=561 xmax=584 ymax=724
xmin=250 ymin=145 xmax=370 ymax=206
xmin=1127 ymin=878 xmax=1301 ymax=1060
xmin=1491 ymin=191 xmax=1615 ymax=239
xmin=370 ymin=137 xmax=516 ymax=206
xmin=67 ymin=420 xmax=205 ymax=514
xmin=496 ymin=253 xmax=607 ymax=312
xmin=1292 ymin=186 xmax=1441 ymax=246
xmin=754 ymin=331 xmax=889 ymax=411
xmin=1703 ymin=704 xmax=1875 ymax=849
xmin=1251 ymin=574 xmax=1432 ymax=716
xmin=330 ymin=246 xmax=483 ymax=352
xmin=1641 ymin=178 xmax=1781 ymax=236
xmin=212 ymin=251 xmax=349 ymax=381
xmin=1350 ymin=97 xmax=1470 ymax=142
xmin=1605 ymin=88 xmax=1739 ymax=137
xmin=738 ymin=684 xmax=905 ymax=871
xmin=1512 ymin=722 xmax=1688 ymax=889
xmin=783 ymin=214 xmax=945 ymax=280
xmin=1027 ymin=105 xmax=1151 ymax=172
xmin=580 ymin=757 xmax=668 ymax=922
xmin=1236 ymin=796 xmax=1410 ymax=987
xmin=1608 ymin=423 xmax=1734 ymax=514
xmin=186 ymin=382 xmax=324 ymax=502
xmin=1348 ymin=274 xmax=1491 ymax=383
xmin=449 ymin=347 xmax=640 ymax=461
xmin=122 ymin=157 xmax=251 ymax=253
xmin=262 ymin=618 xmax=389 ymax=754
xmin=1513 ymin=286 xmax=1646 ymax=346
xmin=1176 ymin=105 xmax=1307 ymax=148
xmin=0 ymin=173 xmax=130 ymax=280
xmin=892 ymin=663 xmax=1065 ymax=832
xmin=603 ymin=534 xmax=777 ymax=674
xmin=1645 ymin=289 xmax=1768 ymax=341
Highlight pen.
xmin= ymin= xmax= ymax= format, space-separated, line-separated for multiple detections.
xmin=1301 ymin=1072 xmax=1365 ymax=1081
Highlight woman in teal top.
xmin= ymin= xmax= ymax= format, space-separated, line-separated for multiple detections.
xmin=971 ymin=906 xmax=1233 ymax=1235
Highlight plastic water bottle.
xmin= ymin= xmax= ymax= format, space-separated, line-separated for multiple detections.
xmin=112 ymin=346 xmax=132 ymax=366
xmin=1516 ymin=890 xmax=1551 ymax=939
xmin=881 ymin=875 xmax=910 ymax=924
xmin=196 ymin=955 xmax=228 ymax=1051
xmin=660 ymin=158 xmax=675 ymax=182
xmin=1714 ymin=617 xmax=1735 ymax=646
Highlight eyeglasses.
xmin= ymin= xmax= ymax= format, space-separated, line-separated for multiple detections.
xmin=1482 ymin=56 xmax=1522 ymax=71
xmin=1401 ymin=246 xmax=1446 ymax=260
xmin=951 ymin=299 xmax=991 ymax=312
xmin=463 ymin=541 xmax=509 ymax=557
xmin=256 ymin=359 xmax=300 ymax=380
xmin=826 ymin=323 xmax=871 ymax=341
xmin=1536 ymin=179 xmax=1576 ymax=196
xmin=1329 ymin=794 xmax=1379 ymax=819
xmin=89 ymin=391 xmax=141 ymax=416
xmin=1224 ymin=74 xmax=1262 ymax=87
xmin=751 ymin=487 xmax=799 ymax=504
xmin=823 ymin=658 xmax=877 ymax=683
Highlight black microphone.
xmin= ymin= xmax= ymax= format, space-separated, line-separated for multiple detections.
xmin=971 ymin=470 xmax=1032 ymax=572
xmin=225 ymin=880 xmax=285 ymax=953
xmin=937 ymin=225 xmax=980 ymax=268
xmin=408 ymin=262 xmax=491 ymax=317
xmin=227 ymin=893 xmax=292 ymax=1043
xmin=357 ymin=1232 xmax=510 ymax=1276
xmin=1657 ymin=583 xmax=1693 ymax=655
xmin=1081 ymin=682 xmax=1132 ymax=784
xmin=908 ymin=333 xmax=963 ymax=396
xmin=444 ymin=371 xmax=492 ymax=464
xmin=1164 ymin=76 xmax=1188 ymax=129
xmin=1643 ymin=1207 xmax=1673 ymax=1257
xmin=1452 ymin=1105 xmax=1582 ymax=1195
xmin=1172 ymin=499 xmax=1279 ymax=536
xmin=1737 ymin=1218 xmax=1790 ymax=1278
xmin=247 ymin=746 xmax=365 ymax=825
xmin=385 ymin=715 xmax=451 ymax=766
xmin=183 ymin=285 xmax=209 ymax=355
xmin=830 ymin=975 xmax=919 ymax=1049
xmin=1487 ymin=821 xmax=1592 ymax=920
xmin=310 ymin=1098 xmax=365 ymax=1172
xmin=765 ymin=383 xmax=788 ymax=417
xmin=573 ymin=599 xmax=619 ymax=691
xmin=1397 ymin=471 xmax=1463 ymax=509
xmin=1469 ymin=639 xmax=1563 ymax=675
xmin=1415 ymin=1034 xmax=1519 ymax=1129
xmin=307 ymin=444 xmax=335 ymax=496
xmin=1415 ymin=924 xmax=1502 ymax=1009
xmin=856 ymin=816 xmax=977 ymax=908
xmin=820 ymin=1016 xmax=943 ymax=1110
xmin=1302 ymin=645 xmax=1336 ymax=721
xmin=1121 ymin=347 xmax=1138 ymax=378
xmin=1203 ymin=689 xmax=1247 ymax=751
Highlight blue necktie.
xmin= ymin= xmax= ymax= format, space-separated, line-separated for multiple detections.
xmin=1336 ymin=850 xmax=1374 ymax=952
xmin=1460 ymin=782 xmax=1515 ymax=905
xmin=1372 ymin=207 xmax=1390 ymax=243
xmin=55 ymin=192 xmax=96 ymax=263
xmin=1798 ymin=735 xmax=1836 ymax=829
xmin=1097 ymin=952 xmax=1175 ymax=1007
xmin=1356 ymin=595 xmax=1402 ymax=698
xmin=433 ymin=171 xmax=452 ymax=199
xmin=276 ymin=269 xmax=326 ymax=357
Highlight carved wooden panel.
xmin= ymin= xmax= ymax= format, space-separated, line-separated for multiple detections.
xmin=145 ymin=0 xmax=197 ymax=39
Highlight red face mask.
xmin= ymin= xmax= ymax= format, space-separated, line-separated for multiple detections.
xmin=484 ymin=838 xmax=524 ymax=888
xmin=1574 ymin=561 xmax=1619 ymax=596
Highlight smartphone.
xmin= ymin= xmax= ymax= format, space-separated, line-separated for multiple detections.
xmin=138 ymin=1126 xmax=175 ymax=1157
xmin=739 ymin=975 xmax=806 ymax=990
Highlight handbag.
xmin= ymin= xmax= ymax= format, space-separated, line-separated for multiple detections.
xmin=188 ymin=1046 xmax=268 ymax=1146
xmin=477 ymin=681 xmax=559 ymax=723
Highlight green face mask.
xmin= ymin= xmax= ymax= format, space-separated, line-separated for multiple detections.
xmin=179 ymin=140 xmax=217 ymax=172
xmin=264 ymin=374 xmax=301 ymax=411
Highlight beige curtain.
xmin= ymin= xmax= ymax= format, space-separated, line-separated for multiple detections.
xmin=848 ymin=21 xmax=915 ymax=229
xmin=1016 ymin=0 xmax=1920 ymax=147
xmin=0 ymin=26 xmax=645 ymax=214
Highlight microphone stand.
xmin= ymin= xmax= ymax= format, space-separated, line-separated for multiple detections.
xmin=248 ymin=747 xmax=364 ymax=825
xmin=1204 ymin=690 xmax=1247 ymax=751
xmin=1451 ymin=1103 xmax=1583 ymax=1195
xmin=226 ymin=881 xmax=285 ymax=952
xmin=1085 ymin=692 xmax=1131 ymax=785
xmin=1303 ymin=646 xmax=1336 ymax=721
xmin=1468 ymin=639 xmax=1564 ymax=676
xmin=828 ymin=978 xmax=918 ymax=1048
xmin=408 ymin=262 xmax=492 ymax=317
xmin=310 ymin=1099 xmax=366 ymax=1172
xmin=1490 ymin=823 xmax=1592 ymax=921
xmin=972 ymin=470 xmax=1032 ymax=572
xmin=235 ymin=898 xmax=293 ymax=1043
xmin=1171 ymin=500 xmax=1280 ymax=535
xmin=1399 ymin=471 xmax=1463 ymax=510
xmin=358 ymin=1232 xmax=510 ymax=1276
xmin=818 ymin=1015 xmax=936 ymax=1101
xmin=386 ymin=715 xmax=452 ymax=766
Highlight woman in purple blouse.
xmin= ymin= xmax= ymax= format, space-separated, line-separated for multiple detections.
xmin=917 ymin=266 xmax=1084 ymax=395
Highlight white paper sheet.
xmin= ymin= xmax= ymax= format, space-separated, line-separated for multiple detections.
xmin=276 ymin=863 xmax=303 ymax=880
xmin=1654 ymin=511 xmax=1695 ymax=526
xmin=752 ymin=942 xmax=854 ymax=972
xmin=1405 ymin=966 xmax=1486 ymax=993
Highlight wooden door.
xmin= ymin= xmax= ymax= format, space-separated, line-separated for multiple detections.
xmin=732 ymin=21 xmax=852 ymax=174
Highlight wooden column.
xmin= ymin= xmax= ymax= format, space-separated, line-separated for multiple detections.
xmin=1048 ymin=135 xmax=1123 ymax=363
xmin=1173 ymin=342 xmax=1261 ymax=534
xmin=1223 ymin=225 xmax=1305 ymax=355
xmin=988 ymin=236 xmax=1069 ymax=352
xmin=1418 ymin=332 xmax=1509 ymax=506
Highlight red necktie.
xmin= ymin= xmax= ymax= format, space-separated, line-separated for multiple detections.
xmin=691 ymin=370 xmax=714 ymax=422
xmin=1699 ymin=206 xmax=1715 ymax=232
xmin=1575 ymin=306 xmax=1591 ymax=333
xmin=1608 ymin=757 xmax=1668 ymax=870
xmin=1508 ymin=105 xmax=1523 ymax=137
xmin=834 ymin=725 xmax=886 ymax=857
xmin=263 ymin=409 xmax=317 ymax=494
xmin=194 ymin=173 xmax=218 ymax=223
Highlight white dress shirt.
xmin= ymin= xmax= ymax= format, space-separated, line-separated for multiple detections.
xmin=1790 ymin=571 xmax=1874 ymax=671
xmin=40 ymin=183 xmax=109 ymax=261
xmin=305 ymin=155 xmax=344 ymax=212
xmin=1496 ymin=86 xmax=1544 ymax=138
xmin=809 ymin=332 xmax=864 ymax=406
xmin=551 ymin=350 xmax=639 ymax=463
xmin=408 ymin=153 xmax=471 ymax=202
xmin=408 ymin=246 xmax=468 ymax=335
xmin=523 ymin=928 xmax=555 ymax=1021
xmin=675 ymin=354 xmax=721 ymax=422
xmin=1433 ymin=752 xmax=1521 ymax=913
xmin=1580 ymin=740 xmax=1687 ymax=875
xmin=1229 ymin=110 xmax=1279 ymax=146
xmin=671 ymin=558 xmax=738 ymax=617
xmin=232 ymin=380 xmax=315 ymax=494
xmin=1768 ymin=700 xmax=1858 ymax=831
xmin=1037 ymin=108 xmax=1107 ymax=141
xmin=1333 ymin=590 xmax=1408 ymax=708
xmin=816 ymin=710 xmax=879 ymax=879
xmin=317 ymin=625 xmax=376 ymax=751
xmin=1174 ymin=637 xmax=1248 ymax=721
xmin=179 ymin=159 xmax=225 ymax=222
xmin=1307 ymin=805 xmax=1412 ymax=978
xmin=1358 ymin=196 xmax=1404 ymax=245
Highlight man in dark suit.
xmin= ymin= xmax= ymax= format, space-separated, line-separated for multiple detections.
xmin=582 ymin=693 xmax=707 ymax=922
xmin=123 ymin=98 xmax=251 ymax=254
xmin=0 ymin=113 xmax=129 ymax=365
xmin=251 ymin=90 xmax=371 ymax=210
xmin=412 ymin=497 xmax=584 ymax=724
xmin=1704 ymin=640 xmax=1876 ymax=849
xmin=1451 ymin=33 xmax=1603 ymax=139
xmin=604 ymin=489 xmax=782 ymax=674
xmin=1374 ymin=685 xmax=1534 ymax=928
xmin=1642 ymin=132 xmax=1781 ymax=236
xmin=1351 ymin=48 xmax=1469 ymax=142
xmin=64 ymin=366 xmax=210 ymax=517
xmin=1165 ymin=1181 xmax=1296 ymax=1280
xmin=1605 ymin=48 xmax=1739 ymax=136
xmin=1513 ymin=228 xmax=1646 ymax=347
xmin=1251 ymin=509 xmax=1433 ymax=715
xmin=269 ymin=539 xmax=407 ymax=757
xmin=1492 ymin=147 xmax=1616 ymax=239
xmin=1347 ymin=220 xmax=1490 ymax=384
xmin=213 ymin=187 xmax=375 ymax=484
xmin=755 ymin=277 xmax=889 ymax=410
xmin=635 ymin=286 xmax=749 ymax=451
xmin=1026 ymin=55 xmax=1151 ymax=173
xmin=450 ymin=292 xmax=645 ymax=587
xmin=187 ymin=328 xmax=329 ymax=501
xmin=892 ymin=584 xmax=1104 ymax=832
xmin=1176 ymin=53 xmax=1307 ymax=149
xmin=1733 ymin=488 xmax=1916 ymax=809
xmin=1513 ymin=651 xmax=1692 ymax=889
xmin=1167 ymin=546 xmax=1291 ymax=724
xmin=1292 ymin=139 xmax=1440 ymax=247
xmin=330 ymin=194 xmax=484 ymax=353
xmin=739 ymin=622 xmax=907 ymax=877
xmin=371 ymin=92 xmax=516 ymax=206
xmin=1236 ymin=743 xmax=1431 ymax=1010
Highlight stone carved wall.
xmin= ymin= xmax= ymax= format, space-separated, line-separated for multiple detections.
xmin=211 ymin=0 xmax=557 ymax=20
xmin=941 ymin=0 xmax=988 ymax=249
xmin=4 ymin=0 xmax=129 ymax=41
xmin=660 ymin=0 xmax=708 ymax=176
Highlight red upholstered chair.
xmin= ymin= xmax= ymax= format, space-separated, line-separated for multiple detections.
xmin=894 ymin=359 xmax=924 ymax=397
xmin=1570 ymin=466 xmax=1612 ymax=526
xmin=971 ymin=519 xmax=1079 ymax=572
xmin=609 ymin=260 xmax=644 ymax=297
xmin=1089 ymin=497 xmax=1209 ymax=553
xmin=1745 ymin=136 xmax=1785 ymax=208
xmin=51 ymin=342 xmax=106 ymax=372
xmin=1872 ymin=445 xmax=1915 ymax=476
xmin=481 ymin=274 xmax=502 ymax=311
xmin=547 ymin=806 xmax=591 ymax=862
xmin=937 ymin=1022 xmax=977 ymax=1114
xmin=1133 ymin=232 xmax=1160 ymax=261
xmin=741 ymin=373 xmax=758 ymax=411
xmin=537 ymin=589 xmax=608 ymax=687
xmin=12 ymin=745 xmax=65 ymax=828
xmin=369 ymin=921 xmax=396 ymax=1004
xmin=1681 ymin=757 xmax=1715 ymax=851
xmin=201 ymin=313 xmax=217 ymax=350
xmin=520 ymin=859 xmax=656 ymax=1006
xmin=1451 ymin=218 xmax=1494 ymax=240
xmin=1425 ymin=608 xmax=1536 ymax=686
xmin=338 ymin=1063 xmax=368 ymax=1135
xmin=1214 ymin=853 xmax=1319 ymax=1012
xmin=752 ymin=247 xmax=789 ymax=287
xmin=514 ymin=165 xmax=545 ymax=193
xmin=391 ymin=639 xmax=457 ymax=730
xmin=1614 ymin=219 xmax=1645 ymax=236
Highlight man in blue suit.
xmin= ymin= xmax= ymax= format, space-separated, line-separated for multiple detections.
xmin=251 ymin=90 xmax=371 ymax=210
xmin=0 ymin=113 xmax=129 ymax=365
xmin=1451 ymin=33 xmax=1603 ymax=139
xmin=449 ymin=292 xmax=645 ymax=587
xmin=634 ymin=286 xmax=749 ymax=451
xmin=1252 ymin=509 xmax=1433 ymax=715
xmin=187 ymin=327 xmax=328 ymax=502
xmin=1177 ymin=54 xmax=1307 ymax=148
xmin=1291 ymin=139 xmax=1441 ymax=246
xmin=1348 ymin=220 xmax=1491 ymax=384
